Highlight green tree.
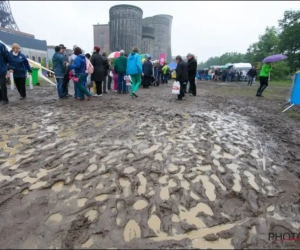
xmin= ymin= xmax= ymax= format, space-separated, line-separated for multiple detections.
xmin=245 ymin=26 xmax=279 ymax=64
xmin=278 ymin=10 xmax=300 ymax=72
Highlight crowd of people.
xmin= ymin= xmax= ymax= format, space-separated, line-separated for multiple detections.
xmin=196 ymin=67 xmax=256 ymax=83
xmin=0 ymin=40 xmax=274 ymax=105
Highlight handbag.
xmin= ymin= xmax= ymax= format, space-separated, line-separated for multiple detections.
xmin=172 ymin=81 xmax=180 ymax=94
xmin=86 ymin=75 xmax=92 ymax=87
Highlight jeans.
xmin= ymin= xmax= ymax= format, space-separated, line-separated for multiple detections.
xmin=248 ymin=76 xmax=254 ymax=86
xmin=118 ymin=73 xmax=126 ymax=93
xmin=163 ymin=74 xmax=168 ymax=83
xmin=74 ymin=81 xmax=79 ymax=98
xmin=107 ymin=76 xmax=112 ymax=90
xmin=0 ymin=75 xmax=8 ymax=102
xmin=56 ymin=78 xmax=64 ymax=98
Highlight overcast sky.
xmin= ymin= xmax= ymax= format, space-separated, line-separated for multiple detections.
xmin=10 ymin=1 xmax=299 ymax=62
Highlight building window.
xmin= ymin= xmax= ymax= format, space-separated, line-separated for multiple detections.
xmin=32 ymin=56 xmax=35 ymax=61
xmin=38 ymin=57 xmax=41 ymax=63
xmin=100 ymin=33 xmax=105 ymax=48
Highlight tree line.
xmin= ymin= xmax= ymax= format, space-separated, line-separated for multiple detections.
xmin=198 ymin=10 xmax=300 ymax=80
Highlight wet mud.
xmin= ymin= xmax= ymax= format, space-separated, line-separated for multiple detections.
xmin=0 ymin=82 xmax=300 ymax=249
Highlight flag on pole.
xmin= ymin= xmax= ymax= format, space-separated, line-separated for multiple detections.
xmin=159 ymin=53 xmax=166 ymax=65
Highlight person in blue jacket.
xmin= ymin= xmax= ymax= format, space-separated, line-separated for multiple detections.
xmin=126 ymin=46 xmax=142 ymax=97
xmin=52 ymin=46 xmax=67 ymax=99
xmin=9 ymin=43 xmax=32 ymax=100
xmin=67 ymin=47 xmax=92 ymax=101
xmin=0 ymin=41 xmax=14 ymax=105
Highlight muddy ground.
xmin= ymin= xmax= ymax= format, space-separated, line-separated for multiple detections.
xmin=0 ymin=80 xmax=300 ymax=249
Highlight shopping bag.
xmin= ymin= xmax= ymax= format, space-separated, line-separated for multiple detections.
xmin=172 ymin=81 xmax=180 ymax=94
xmin=10 ymin=73 xmax=14 ymax=90
xmin=29 ymin=75 xmax=33 ymax=89
xmin=109 ymin=71 xmax=113 ymax=78
xmin=186 ymin=81 xmax=190 ymax=93
xmin=86 ymin=74 xmax=92 ymax=88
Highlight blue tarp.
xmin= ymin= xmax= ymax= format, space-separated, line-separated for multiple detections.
xmin=168 ymin=62 xmax=177 ymax=69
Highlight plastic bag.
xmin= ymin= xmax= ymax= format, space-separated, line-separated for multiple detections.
xmin=86 ymin=74 xmax=92 ymax=88
xmin=29 ymin=75 xmax=33 ymax=89
xmin=10 ymin=73 xmax=14 ymax=90
xmin=109 ymin=71 xmax=113 ymax=78
xmin=172 ymin=81 xmax=180 ymax=94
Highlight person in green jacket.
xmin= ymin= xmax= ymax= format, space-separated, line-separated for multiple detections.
xmin=114 ymin=50 xmax=128 ymax=94
xmin=256 ymin=63 xmax=272 ymax=97
xmin=162 ymin=63 xmax=170 ymax=84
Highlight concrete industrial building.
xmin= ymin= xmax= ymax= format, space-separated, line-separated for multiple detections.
xmin=109 ymin=5 xmax=143 ymax=54
xmin=93 ymin=4 xmax=172 ymax=61
xmin=0 ymin=27 xmax=47 ymax=63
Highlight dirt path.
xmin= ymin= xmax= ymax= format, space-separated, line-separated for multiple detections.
xmin=0 ymin=81 xmax=299 ymax=249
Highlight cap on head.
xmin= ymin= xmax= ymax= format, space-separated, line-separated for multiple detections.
xmin=187 ymin=53 xmax=193 ymax=57
xmin=147 ymin=54 xmax=151 ymax=59
xmin=73 ymin=45 xmax=77 ymax=49
xmin=120 ymin=50 xmax=125 ymax=54
xmin=59 ymin=44 xmax=66 ymax=49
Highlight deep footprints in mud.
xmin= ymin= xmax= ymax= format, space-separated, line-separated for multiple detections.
xmin=0 ymin=84 xmax=300 ymax=249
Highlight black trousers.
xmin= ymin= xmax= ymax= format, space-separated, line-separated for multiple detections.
xmin=0 ymin=75 xmax=8 ymax=102
xmin=178 ymin=81 xmax=187 ymax=100
xmin=62 ymin=73 xmax=69 ymax=96
xmin=257 ymin=76 xmax=268 ymax=95
xmin=95 ymin=81 xmax=102 ymax=95
xmin=143 ymin=76 xmax=152 ymax=88
xmin=188 ymin=76 xmax=196 ymax=96
xmin=14 ymin=77 xmax=26 ymax=97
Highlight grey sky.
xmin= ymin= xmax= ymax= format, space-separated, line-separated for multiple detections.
xmin=10 ymin=1 xmax=299 ymax=62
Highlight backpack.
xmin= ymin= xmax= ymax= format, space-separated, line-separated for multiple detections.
xmin=85 ymin=58 xmax=94 ymax=74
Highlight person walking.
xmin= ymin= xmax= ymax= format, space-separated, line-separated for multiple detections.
xmin=157 ymin=63 xmax=163 ymax=85
xmin=256 ymin=63 xmax=272 ymax=97
xmin=59 ymin=44 xmax=72 ymax=98
xmin=247 ymin=65 xmax=257 ymax=86
xmin=52 ymin=46 xmax=67 ymax=99
xmin=102 ymin=52 xmax=109 ymax=94
xmin=9 ymin=43 xmax=32 ymax=100
xmin=126 ymin=46 xmax=142 ymax=98
xmin=175 ymin=55 xmax=188 ymax=100
xmin=142 ymin=55 xmax=153 ymax=89
xmin=67 ymin=47 xmax=92 ymax=101
xmin=0 ymin=41 xmax=13 ymax=105
xmin=187 ymin=53 xmax=197 ymax=96
xmin=90 ymin=46 xmax=107 ymax=97
xmin=114 ymin=50 xmax=127 ymax=94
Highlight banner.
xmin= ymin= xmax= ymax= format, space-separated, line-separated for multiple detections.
xmin=291 ymin=72 xmax=300 ymax=106
xmin=159 ymin=53 xmax=166 ymax=65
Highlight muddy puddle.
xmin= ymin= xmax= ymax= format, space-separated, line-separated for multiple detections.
xmin=0 ymin=85 xmax=300 ymax=249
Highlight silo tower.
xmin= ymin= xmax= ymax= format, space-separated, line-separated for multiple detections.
xmin=141 ymin=26 xmax=155 ymax=56
xmin=109 ymin=4 xmax=143 ymax=53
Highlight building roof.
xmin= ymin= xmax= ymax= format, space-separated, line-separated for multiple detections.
xmin=0 ymin=30 xmax=47 ymax=51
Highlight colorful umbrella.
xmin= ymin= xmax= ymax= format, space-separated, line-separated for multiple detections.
xmin=108 ymin=51 xmax=120 ymax=59
xmin=262 ymin=54 xmax=287 ymax=63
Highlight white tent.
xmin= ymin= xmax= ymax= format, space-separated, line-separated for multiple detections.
xmin=233 ymin=63 xmax=252 ymax=70
xmin=0 ymin=40 xmax=56 ymax=86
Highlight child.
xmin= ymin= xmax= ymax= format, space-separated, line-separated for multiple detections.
xmin=124 ymin=75 xmax=132 ymax=96
xmin=112 ymin=68 xmax=118 ymax=92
